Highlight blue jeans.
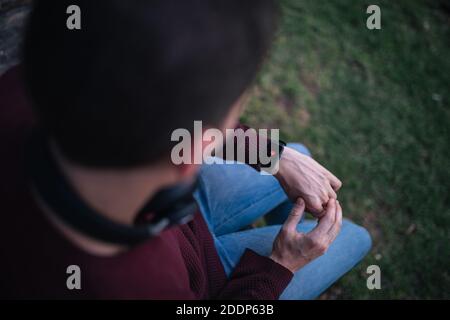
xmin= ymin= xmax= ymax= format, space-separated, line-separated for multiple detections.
xmin=194 ymin=143 xmax=372 ymax=300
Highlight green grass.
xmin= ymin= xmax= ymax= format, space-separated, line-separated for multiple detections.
xmin=242 ymin=0 xmax=450 ymax=299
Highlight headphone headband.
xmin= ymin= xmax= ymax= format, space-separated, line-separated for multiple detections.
xmin=27 ymin=131 xmax=198 ymax=246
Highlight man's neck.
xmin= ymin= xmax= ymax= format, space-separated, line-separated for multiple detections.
xmin=57 ymin=159 xmax=169 ymax=226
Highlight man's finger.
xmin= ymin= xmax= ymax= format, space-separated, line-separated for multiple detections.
xmin=308 ymin=199 xmax=336 ymax=237
xmin=306 ymin=196 xmax=324 ymax=215
xmin=327 ymin=200 xmax=343 ymax=242
xmin=324 ymin=169 xmax=342 ymax=191
xmin=318 ymin=165 xmax=342 ymax=191
xmin=326 ymin=183 xmax=337 ymax=199
xmin=282 ymin=198 xmax=305 ymax=233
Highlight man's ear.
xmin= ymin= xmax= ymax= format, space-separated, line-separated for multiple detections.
xmin=173 ymin=125 xmax=221 ymax=179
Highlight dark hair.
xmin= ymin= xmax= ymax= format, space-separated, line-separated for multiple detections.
xmin=23 ymin=0 xmax=279 ymax=168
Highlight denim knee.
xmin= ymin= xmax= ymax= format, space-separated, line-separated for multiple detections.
xmin=347 ymin=221 xmax=372 ymax=259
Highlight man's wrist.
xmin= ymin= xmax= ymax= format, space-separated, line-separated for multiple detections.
xmin=269 ymin=253 xmax=297 ymax=273
xmin=274 ymin=146 xmax=294 ymax=179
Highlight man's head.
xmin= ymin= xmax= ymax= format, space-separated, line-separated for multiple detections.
xmin=23 ymin=0 xmax=279 ymax=168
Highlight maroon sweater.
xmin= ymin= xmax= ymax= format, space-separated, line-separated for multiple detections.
xmin=0 ymin=66 xmax=293 ymax=299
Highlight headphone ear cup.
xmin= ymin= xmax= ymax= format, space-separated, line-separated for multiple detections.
xmin=136 ymin=179 xmax=199 ymax=226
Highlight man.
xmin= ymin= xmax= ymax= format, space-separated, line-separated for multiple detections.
xmin=0 ymin=0 xmax=371 ymax=299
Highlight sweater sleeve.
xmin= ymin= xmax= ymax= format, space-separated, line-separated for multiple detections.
xmin=215 ymin=249 xmax=293 ymax=300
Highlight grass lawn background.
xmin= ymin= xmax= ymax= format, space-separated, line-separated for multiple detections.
xmin=242 ymin=0 xmax=449 ymax=299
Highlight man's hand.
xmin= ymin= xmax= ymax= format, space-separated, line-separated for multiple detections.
xmin=270 ymin=198 xmax=342 ymax=273
xmin=275 ymin=146 xmax=342 ymax=217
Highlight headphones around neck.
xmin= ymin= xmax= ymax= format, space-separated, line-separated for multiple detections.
xmin=26 ymin=131 xmax=199 ymax=246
